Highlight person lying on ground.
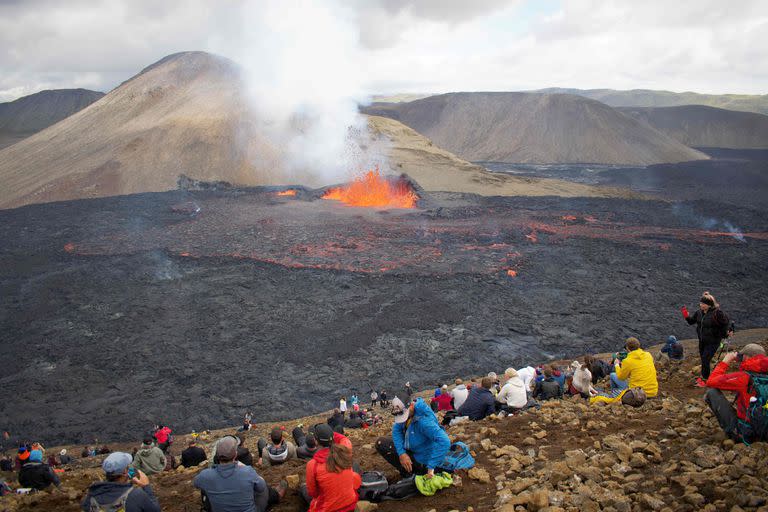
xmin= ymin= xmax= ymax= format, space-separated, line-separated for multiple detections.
xmin=683 ymin=291 xmax=733 ymax=386
xmin=292 ymin=426 xmax=320 ymax=460
xmin=376 ymin=398 xmax=450 ymax=478
xmin=570 ymin=361 xmax=597 ymax=398
xmin=327 ymin=408 xmax=345 ymax=434
xmin=432 ymin=384 xmax=454 ymax=411
xmin=533 ymin=367 xmax=563 ymax=401
xmin=451 ymin=379 xmax=469 ymax=410
xmin=258 ymin=428 xmax=297 ymax=466
xmin=132 ymin=436 xmax=166 ymax=476
xmin=81 ymin=452 xmax=160 ymax=512
xmin=181 ymin=440 xmax=207 ymax=468
xmin=659 ymin=335 xmax=684 ymax=361
xmin=591 ymin=337 xmax=659 ymax=405
xmin=18 ymin=449 xmax=60 ymax=491
xmin=704 ymin=343 xmax=768 ymax=442
xmin=458 ymin=377 xmax=497 ymax=420
xmin=301 ymin=424 xmax=361 ymax=512
xmin=194 ymin=436 xmax=286 ymax=512
xmin=496 ymin=368 xmax=529 ymax=414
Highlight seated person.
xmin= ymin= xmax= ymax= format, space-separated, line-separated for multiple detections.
xmin=550 ymin=365 xmax=566 ymax=390
xmin=258 ymin=428 xmax=297 ymax=466
xmin=533 ymin=367 xmax=563 ymax=400
xmin=344 ymin=411 xmax=365 ymax=429
xmin=327 ymin=409 xmax=345 ymax=434
xmin=59 ymin=449 xmax=73 ymax=465
xmin=81 ymin=452 xmax=159 ymax=511
xmin=570 ymin=361 xmax=597 ymax=398
xmin=432 ymin=385 xmax=454 ymax=411
xmin=18 ymin=450 xmax=60 ymax=491
xmin=659 ymin=335 xmax=684 ymax=361
xmin=496 ymin=368 xmax=529 ymax=413
xmin=292 ymin=426 xmax=320 ymax=460
xmin=450 ymin=379 xmax=469 ymax=410
xmin=584 ymin=355 xmax=612 ymax=385
xmin=591 ymin=337 xmax=659 ymax=405
xmin=235 ymin=434 xmax=254 ymax=466
xmin=181 ymin=440 xmax=208 ymax=468
xmin=457 ymin=377 xmax=496 ymax=420
xmin=132 ymin=436 xmax=167 ymax=476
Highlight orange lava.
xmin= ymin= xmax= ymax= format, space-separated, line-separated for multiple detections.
xmin=562 ymin=215 xmax=577 ymax=222
xmin=322 ymin=169 xmax=418 ymax=209
xmin=506 ymin=269 xmax=518 ymax=277
xmin=63 ymin=243 xmax=75 ymax=253
xmin=276 ymin=190 xmax=297 ymax=196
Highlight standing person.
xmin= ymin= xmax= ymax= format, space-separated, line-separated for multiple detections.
xmin=375 ymin=398 xmax=450 ymax=478
xmin=339 ymin=397 xmax=347 ymax=417
xmin=404 ymin=382 xmax=413 ymax=404
xmin=181 ymin=440 xmax=207 ymax=468
xmin=18 ymin=449 xmax=61 ymax=491
xmin=379 ymin=390 xmax=389 ymax=408
xmin=450 ymin=379 xmax=469 ymax=410
xmin=132 ymin=436 xmax=167 ymax=476
xmin=302 ymin=424 xmax=361 ymax=512
xmin=194 ymin=436 xmax=286 ymax=512
xmin=81 ymin=452 xmax=160 ymax=512
xmin=683 ymin=291 xmax=733 ymax=385
xmin=370 ymin=390 xmax=378 ymax=408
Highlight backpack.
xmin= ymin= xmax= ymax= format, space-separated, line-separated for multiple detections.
xmin=0 ymin=480 xmax=12 ymax=497
xmin=380 ymin=475 xmax=420 ymax=501
xmin=440 ymin=442 xmax=475 ymax=472
xmin=88 ymin=487 xmax=133 ymax=512
xmin=621 ymin=387 xmax=647 ymax=408
xmin=358 ymin=471 xmax=389 ymax=501
xmin=738 ymin=372 xmax=768 ymax=444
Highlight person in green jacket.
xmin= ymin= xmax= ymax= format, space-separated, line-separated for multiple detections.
xmin=132 ymin=436 xmax=167 ymax=476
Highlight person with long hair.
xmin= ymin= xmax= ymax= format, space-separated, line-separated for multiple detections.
xmin=302 ymin=424 xmax=361 ymax=512
xmin=682 ymin=291 xmax=733 ymax=386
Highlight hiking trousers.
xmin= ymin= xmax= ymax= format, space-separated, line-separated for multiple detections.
xmin=704 ymin=388 xmax=739 ymax=439
xmin=375 ymin=437 xmax=431 ymax=478
xmin=700 ymin=342 xmax=719 ymax=380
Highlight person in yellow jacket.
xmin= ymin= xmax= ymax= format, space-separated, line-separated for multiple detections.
xmin=590 ymin=338 xmax=658 ymax=405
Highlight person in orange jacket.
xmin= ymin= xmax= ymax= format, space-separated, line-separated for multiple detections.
xmin=302 ymin=424 xmax=361 ymax=512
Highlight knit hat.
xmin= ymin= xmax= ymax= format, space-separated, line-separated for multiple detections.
xmin=738 ymin=344 xmax=766 ymax=358
xmin=102 ymin=452 xmax=132 ymax=475
xmin=142 ymin=435 xmax=154 ymax=447
xmin=60 ymin=449 xmax=67 ymax=456
xmin=29 ymin=450 xmax=43 ymax=463
xmin=214 ymin=436 xmax=239 ymax=460
xmin=314 ymin=424 xmax=334 ymax=447
xmin=667 ymin=335 xmax=677 ymax=343
xmin=700 ymin=296 xmax=715 ymax=307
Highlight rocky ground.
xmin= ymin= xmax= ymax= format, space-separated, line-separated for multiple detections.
xmin=2 ymin=331 xmax=767 ymax=512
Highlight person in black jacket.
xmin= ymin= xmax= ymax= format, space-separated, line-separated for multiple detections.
xmin=81 ymin=452 xmax=160 ymax=512
xmin=327 ymin=409 xmax=345 ymax=433
xmin=18 ymin=450 xmax=60 ymax=490
xmin=457 ymin=377 xmax=496 ymax=420
xmin=292 ymin=426 xmax=319 ymax=460
xmin=533 ymin=367 xmax=563 ymax=401
xmin=180 ymin=440 xmax=207 ymax=468
xmin=683 ymin=292 xmax=732 ymax=384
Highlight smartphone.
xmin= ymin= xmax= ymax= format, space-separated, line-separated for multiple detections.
xmin=127 ymin=467 xmax=137 ymax=479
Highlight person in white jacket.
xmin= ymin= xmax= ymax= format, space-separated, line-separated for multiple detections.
xmin=496 ymin=368 xmax=529 ymax=414
xmin=516 ymin=366 xmax=536 ymax=395
xmin=570 ymin=361 xmax=597 ymax=397
xmin=450 ymin=379 xmax=469 ymax=410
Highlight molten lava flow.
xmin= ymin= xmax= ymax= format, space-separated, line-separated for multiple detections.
xmin=506 ymin=269 xmax=518 ymax=277
xmin=63 ymin=243 xmax=75 ymax=253
xmin=322 ymin=169 xmax=418 ymax=208
xmin=277 ymin=190 xmax=297 ymax=196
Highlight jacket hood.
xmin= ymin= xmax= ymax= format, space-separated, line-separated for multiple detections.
xmin=87 ymin=481 xmax=133 ymax=499
xmin=137 ymin=448 xmax=155 ymax=456
xmin=740 ymin=354 xmax=768 ymax=373
xmin=507 ymin=377 xmax=524 ymax=388
xmin=454 ymin=384 xmax=466 ymax=391
xmin=413 ymin=398 xmax=437 ymax=420
xmin=214 ymin=462 xmax=239 ymax=478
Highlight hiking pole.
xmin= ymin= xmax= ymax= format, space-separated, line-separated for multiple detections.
xmin=713 ymin=340 xmax=731 ymax=365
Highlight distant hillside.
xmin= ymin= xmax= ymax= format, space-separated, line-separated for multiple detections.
xmin=362 ymin=92 xmax=707 ymax=165
xmin=535 ymin=88 xmax=768 ymax=116
xmin=0 ymin=88 xmax=104 ymax=149
xmin=617 ymin=105 xmax=768 ymax=149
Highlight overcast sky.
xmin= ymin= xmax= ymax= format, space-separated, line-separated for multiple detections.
xmin=1 ymin=0 xmax=766 ymax=102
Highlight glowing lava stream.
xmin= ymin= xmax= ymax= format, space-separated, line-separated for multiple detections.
xmin=322 ymin=169 xmax=418 ymax=208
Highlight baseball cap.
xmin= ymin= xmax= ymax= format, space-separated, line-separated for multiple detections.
xmin=214 ymin=436 xmax=239 ymax=460
xmin=390 ymin=397 xmax=409 ymax=424
xmin=739 ymin=344 xmax=766 ymax=358
xmin=314 ymin=424 xmax=334 ymax=447
xmin=102 ymin=452 xmax=132 ymax=475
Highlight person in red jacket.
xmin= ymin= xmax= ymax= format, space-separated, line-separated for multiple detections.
xmin=431 ymin=385 xmax=454 ymax=411
xmin=153 ymin=425 xmax=173 ymax=453
xmin=705 ymin=343 xmax=768 ymax=440
xmin=302 ymin=424 xmax=361 ymax=512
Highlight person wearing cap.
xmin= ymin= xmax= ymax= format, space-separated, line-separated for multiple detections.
xmin=181 ymin=440 xmax=207 ymax=468
xmin=18 ymin=449 xmax=60 ymax=491
xmin=682 ymin=291 xmax=733 ymax=384
xmin=292 ymin=426 xmax=320 ymax=460
xmin=258 ymin=427 xmax=297 ymax=466
xmin=132 ymin=436 xmax=166 ymax=476
xmin=376 ymin=397 xmax=450 ymax=478
xmin=195 ymin=436 xmax=286 ymax=512
xmin=458 ymin=377 xmax=498 ymax=420
xmin=59 ymin=449 xmax=73 ymax=465
xmin=450 ymin=379 xmax=469 ymax=410
xmin=496 ymin=368 xmax=529 ymax=414
xmin=705 ymin=343 xmax=768 ymax=441
xmin=15 ymin=446 xmax=30 ymax=471
xmin=302 ymin=423 xmax=360 ymax=512
xmin=81 ymin=452 xmax=159 ymax=512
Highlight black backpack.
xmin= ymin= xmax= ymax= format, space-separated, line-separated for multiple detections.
xmin=358 ymin=471 xmax=389 ymax=501
xmin=380 ymin=475 xmax=420 ymax=501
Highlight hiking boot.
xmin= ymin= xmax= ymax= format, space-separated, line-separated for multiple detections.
xmin=695 ymin=377 xmax=707 ymax=388
xmin=277 ymin=480 xmax=288 ymax=499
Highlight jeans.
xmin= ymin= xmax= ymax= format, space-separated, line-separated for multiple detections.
xmin=704 ymin=388 xmax=739 ymax=439
xmin=700 ymin=343 xmax=719 ymax=380
xmin=610 ymin=372 xmax=628 ymax=391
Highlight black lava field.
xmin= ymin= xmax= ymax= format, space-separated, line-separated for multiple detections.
xmin=1 ymin=153 xmax=767 ymax=445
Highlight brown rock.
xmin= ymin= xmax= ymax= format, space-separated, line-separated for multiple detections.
xmin=356 ymin=501 xmax=378 ymax=512
xmin=468 ymin=467 xmax=491 ymax=483
xmin=285 ymin=474 xmax=300 ymax=490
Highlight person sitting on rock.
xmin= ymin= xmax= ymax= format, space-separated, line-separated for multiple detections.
xmin=81 ymin=452 xmax=160 ymax=512
xmin=704 ymin=343 xmax=768 ymax=442
xmin=194 ymin=436 xmax=286 ymax=512
xmin=18 ymin=449 xmax=60 ymax=491
xmin=549 ymin=365 xmax=567 ymax=391
xmin=181 ymin=440 xmax=207 ymax=468
xmin=496 ymin=368 xmax=529 ymax=415
xmin=457 ymin=377 xmax=497 ymax=421
xmin=258 ymin=428 xmax=297 ymax=467
xmin=658 ymin=335 xmax=685 ymax=363
xmin=344 ymin=411 xmax=365 ymax=429
xmin=571 ymin=361 xmax=597 ymax=398
xmin=292 ymin=426 xmax=320 ymax=460
xmin=234 ymin=434 xmax=254 ymax=466
xmin=432 ymin=384 xmax=454 ymax=411
xmin=376 ymin=398 xmax=450 ymax=478
xmin=152 ymin=425 xmax=173 ymax=454
xmin=584 ymin=355 xmax=611 ymax=385
xmin=301 ymin=424 xmax=361 ymax=512
xmin=450 ymin=379 xmax=469 ymax=410
xmin=327 ymin=408 xmax=345 ymax=434
xmin=591 ymin=337 xmax=659 ymax=405
xmin=132 ymin=436 xmax=166 ymax=476
xmin=533 ymin=367 xmax=563 ymax=400
xmin=59 ymin=449 xmax=73 ymax=465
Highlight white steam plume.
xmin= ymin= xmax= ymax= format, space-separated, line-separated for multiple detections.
xmin=223 ymin=0 xmax=384 ymax=185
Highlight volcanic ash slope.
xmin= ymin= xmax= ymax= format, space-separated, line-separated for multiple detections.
xmin=364 ymin=92 xmax=709 ymax=165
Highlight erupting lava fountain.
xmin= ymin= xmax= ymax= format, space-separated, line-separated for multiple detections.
xmin=322 ymin=168 xmax=418 ymax=209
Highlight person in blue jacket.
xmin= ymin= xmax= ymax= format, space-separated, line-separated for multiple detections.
xmin=457 ymin=377 xmax=496 ymax=420
xmin=660 ymin=335 xmax=684 ymax=360
xmin=375 ymin=397 xmax=450 ymax=478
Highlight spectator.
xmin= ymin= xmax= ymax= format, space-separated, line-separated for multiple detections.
xmin=549 ymin=365 xmax=566 ymax=391
xmin=370 ymin=390 xmax=378 ymax=408
xmin=379 ymin=390 xmax=389 ymax=408
xmin=496 ymin=368 xmax=529 ymax=414
xmin=683 ymin=292 xmax=733 ymax=385
xmin=327 ymin=409 xmax=345 ymax=434
xmin=258 ymin=428 xmax=297 ymax=467
xmin=18 ymin=449 xmax=60 ymax=491
xmin=516 ymin=366 xmax=536 ymax=395
xmin=339 ymin=397 xmax=347 ymax=417
xmin=659 ymin=335 xmax=685 ymax=362
xmin=404 ymin=382 xmax=414 ymax=404
xmin=302 ymin=424 xmax=361 ymax=512
xmin=432 ymin=385 xmax=454 ymax=411
xmin=591 ymin=337 xmax=659 ymax=405
xmin=344 ymin=411 xmax=365 ymax=429
xmin=16 ymin=446 xmax=30 ymax=471
xmin=451 ymin=379 xmax=469 ymax=410
xmin=181 ymin=440 xmax=207 ymax=468
xmin=533 ymin=367 xmax=563 ymax=401
xmin=292 ymin=426 xmax=320 ymax=460
xmin=81 ymin=452 xmax=160 ymax=512
xmin=194 ymin=436 xmax=286 ymax=512
xmin=571 ymin=361 xmax=597 ymax=398
xmin=376 ymin=398 xmax=450 ymax=477
xmin=59 ymin=449 xmax=73 ymax=465
xmin=457 ymin=377 xmax=496 ymax=421
xmin=152 ymin=425 xmax=173 ymax=453
xmin=584 ymin=355 xmax=612 ymax=385
xmin=236 ymin=434 xmax=254 ymax=466
xmin=132 ymin=436 xmax=166 ymax=476
xmin=705 ymin=344 xmax=768 ymax=441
